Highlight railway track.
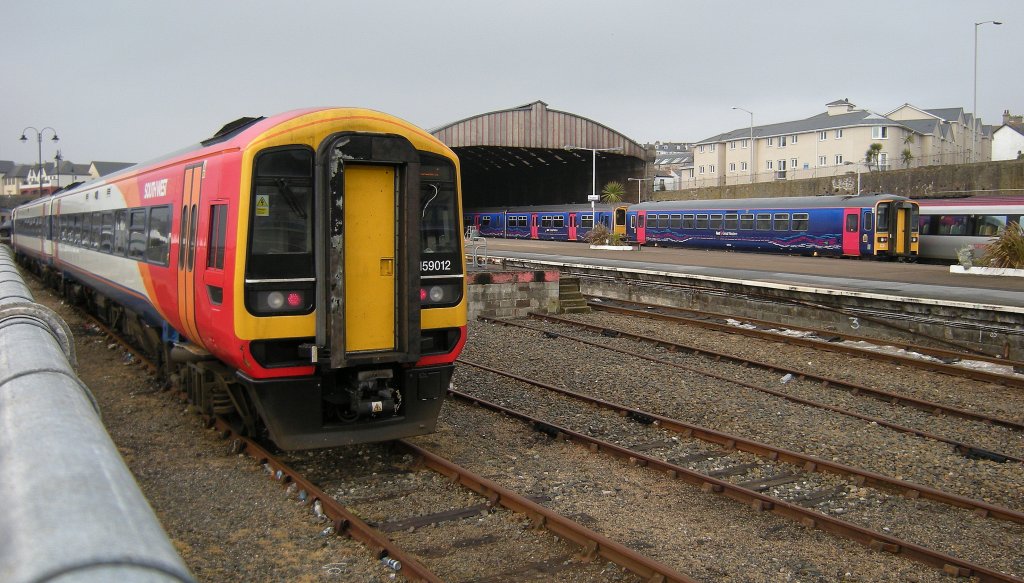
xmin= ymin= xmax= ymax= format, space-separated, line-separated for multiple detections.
xmin=585 ymin=296 xmax=1024 ymax=387
xmin=80 ymin=309 xmax=695 ymax=582
xmin=453 ymin=358 xmax=1024 ymax=582
xmin=478 ymin=314 xmax=1022 ymax=466
xmin=515 ymin=311 xmax=1024 ymax=439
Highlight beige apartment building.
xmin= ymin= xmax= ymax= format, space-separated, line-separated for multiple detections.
xmin=687 ymin=99 xmax=990 ymax=190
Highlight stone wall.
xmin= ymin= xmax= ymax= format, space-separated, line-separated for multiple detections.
xmin=653 ymin=159 xmax=1024 ymax=201
xmin=466 ymin=270 xmax=560 ymax=320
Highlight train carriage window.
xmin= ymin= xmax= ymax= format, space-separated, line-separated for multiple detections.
xmin=81 ymin=213 xmax=93 ymax=247
xmin=581 ymin=214 xmax=594 ymax=229
xmin=128 ymin=208 xmax=147 ymax=260
xmin=791 ymin=213 xmax=809 ymax=231
xmin=845 ymin=214 xmax=859 ymax=232
xmin=975 ymin=215 xmax=1008 ymax=237
xmin=937 ymin=215 xmax=968 ymax=235
xmin=90 ymin=212 xmax=102 ymax=249
xmin=637 ymin=214 xmax=644 ymax=228
xmin=862 ymin=211 xmax=873 ymax=231
xmin=724 ymin=213 xmax=739 ymax=230
xmin=248 ymin=147 xmax=314 ymax=280
xmin=187 ymin=205 xmax=198 ymax=270
xmin=682 ymin=214 xmax=694 ymax=229
xmin=72 ymin=214 xmax=81 ymax=245
xmin=773 ymin=213 xmax=790 ymax=231
xmin=740 ymin=214 xmax=754 ymax=230
xmin=695 ymin=214 xmax=709 ymax=229
xmin=710 ymin=214 xmax=723 ymax=229
xmin=660 ymin=214 xmax=671 ymax=228
xmin=876 ymin=205 xmax=890 ymax=231
xmin=755 ymin=213 xmax=772 ymax=231
xmin=99 ymin=211 xmax=114 ymax=253
xmin=553 ymin=216 xmax=565 ymax=228
xmin=480 ymin=216 xmax=492 ymax=227
xmin=113 ymin=210 xmax=127 ymax=255
xmin=670 ymin=214 xmax=682 ymax=229
xmin=146 ymin=206 xmax=172 ymax=265
xmin=541 ymin=216 xmax=552 ymax=228
xmin=207 ymin=205 xmax=228 ymax=269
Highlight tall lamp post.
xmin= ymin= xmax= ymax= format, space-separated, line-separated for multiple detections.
xmin=732 ymin=107 xmax=754 ymax=183
xmin=973 ymin=20 xmax=1002 ymax=163
xmin=20 ymin=126 xmax=59 ymax=197
xmin=627 ymin=177 xmax=651 ymax=204
xmin=564 ymin=145 xmax=622 ymax=225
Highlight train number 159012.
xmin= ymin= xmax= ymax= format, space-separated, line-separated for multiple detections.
xmin=421 ymin=259 xmax=452 ymax=273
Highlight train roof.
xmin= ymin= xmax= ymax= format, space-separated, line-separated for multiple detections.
xmin=915 ymin=195 xmax=1024 ymax=208
xmin=22 ymin=107 xmax=446 ymax=208
xmin=632 ymin=194 xmax=910 ymax=211
xmin=469 ymin=203 xmax=627 ymax=213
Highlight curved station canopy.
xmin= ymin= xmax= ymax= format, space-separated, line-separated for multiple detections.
xmin=431 ymin=101 xmax=651 ymax=208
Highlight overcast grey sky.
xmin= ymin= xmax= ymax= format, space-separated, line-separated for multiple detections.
xmin=3 ymin=0 xmax=1021 ymax=165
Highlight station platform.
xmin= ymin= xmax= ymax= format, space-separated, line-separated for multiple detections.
xmin=474 ymin=238 xmax=1024 ymax=312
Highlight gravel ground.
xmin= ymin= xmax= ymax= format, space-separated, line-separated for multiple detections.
xmin=28 ymin=278 xmax=393 ymax=583
xmin=24 ymin=268 xmax=1024 ymax=581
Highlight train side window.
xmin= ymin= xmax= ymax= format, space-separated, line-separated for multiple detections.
xmin=862 ymin=211 xmax=873 ymax=231
xmin=845 ymin=214 xmax=859 ymax=232
xmin=637 ymin=214 xmax=644 ymax=228
xmin=554 ymin=216 xmax=565 ymax=228
xmin=682 ymin=214 xmax=694 ymax=229
xmin=99 ymin=211 xmax=114 ymax=253
xmin=724 ymin=213 xmax=739 ymax=230
xmin=937 ymin=215 xmax=968 ymax=235
xmin=670 ymin=214 xmax=682 ymax=229
xmin=147 ymin=206 xmax=172 ymax=266
xmin=755 ymin=213 xmax=771 ymax=230
xmin=710 ymin=214 xmax=723 ymax=229
xmin=695 ymin=214 xmax=709 ymax=229
xmin=113 ymin=210 xmax=127 ymax=255
xmin=975 ymin=215 xmax=1007 ymax=236
xmin=91 ymin=212 xmax=102 ymax=249
xmin=128 ymin=208 xmax=147 ymax=260
xmin=207 ymin=204 xmax=228 ymax=269
xmin=629 ymin=215 xmax=636 ymax=229
xmin=481 ymin=216 xmax=491 ymax=227
xmin=178 ymin=206 xmax=188 ymax=268
xmin=187 ymin=205 xmax=198 ymax=270
xmin=791 ymin=213 xmax=809 ymax=231
xmin=72 ymin=214 xmax=81 ymax=245
xmin=81 ymin=213 xmax=92 ymax=247
xmin=773 ymin=213 xmax=789 ymax=231
xmin=541 ymin=216 xmax=551 ymax=228
xmin=660 ymin=214 xmax=671 ymax=228
xmin=740 ymin=214 xmax=754 ymax=230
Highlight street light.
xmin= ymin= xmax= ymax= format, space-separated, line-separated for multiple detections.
xmin=564 ymin=145 xmax=623 ymax=227
xmin=627 ymin=177 xmax=651 ymax=204
xmin=20 ymin=126 xmax=59 ymax=197
xmin=732 ymin=107 xmax=754 ymax=183
xmin=973 ymin=20 xmax=1002 ymax=163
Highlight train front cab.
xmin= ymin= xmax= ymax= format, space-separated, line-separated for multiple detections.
xmin=231 ymin=128 xmax=466 ymax=450
xmin=842 ymin=200 xmax=918 ymax=258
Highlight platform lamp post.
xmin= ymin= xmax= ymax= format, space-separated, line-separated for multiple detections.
xmin=973 ymin=20 xmax=1002 ymax=163
xmin=20 ymin=126 xmax=59 ymax=197
xmin=564 ymin=145 xmax=622 ymax=227
xmin=627 ymin=177 xmax=651 ymax=204
xmin=732 ymin=107 xmax=754 ymax=183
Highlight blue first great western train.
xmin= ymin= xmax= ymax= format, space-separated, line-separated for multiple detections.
xmin=466 ymin=194 xmax=921 ymax=259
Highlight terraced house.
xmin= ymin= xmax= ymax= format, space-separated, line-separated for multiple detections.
xmin=688 ymin=98 xmax=991 ymax=189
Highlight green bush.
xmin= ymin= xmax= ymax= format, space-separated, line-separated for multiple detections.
xmin=981 ymin=222 xmax=1024 ymax=269
xmin=583 ymin=223 xmax=624 ymax=246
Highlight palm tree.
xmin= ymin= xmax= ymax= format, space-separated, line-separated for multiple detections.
xmin=865 ymin=143 xmax=883 ymax=171
xmin=601 ymin=181 xmax=625 ymax=203
xmin=901 ymin=148 xmax=914 ymax=169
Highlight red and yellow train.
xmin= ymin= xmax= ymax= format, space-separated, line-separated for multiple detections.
xmin=12 ymin=108 xmax=467 ymax=449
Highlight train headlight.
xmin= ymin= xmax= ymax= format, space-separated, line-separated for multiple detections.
xmin=266 ymin=291 xmax=285 ymax=310
xmin=878 ymin=237 xmax=888 ymax=244
xmin=250 ymin=289 xmax=311 ymax=315
xmin=419 ymin=281 xmax=462 ymax=307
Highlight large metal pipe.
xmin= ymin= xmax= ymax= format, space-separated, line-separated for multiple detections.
xmin=0 ymin=246 xmax=194 ymax=583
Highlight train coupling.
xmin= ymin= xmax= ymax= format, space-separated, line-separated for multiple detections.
xmin=324 ymin=368 xmax=401 ymax=421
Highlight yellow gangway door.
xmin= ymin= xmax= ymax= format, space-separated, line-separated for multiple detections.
xmin=344 ymin=165 xmax=396 ymax=352
xmin=895 ymin=206 xmax=908 ymax=255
